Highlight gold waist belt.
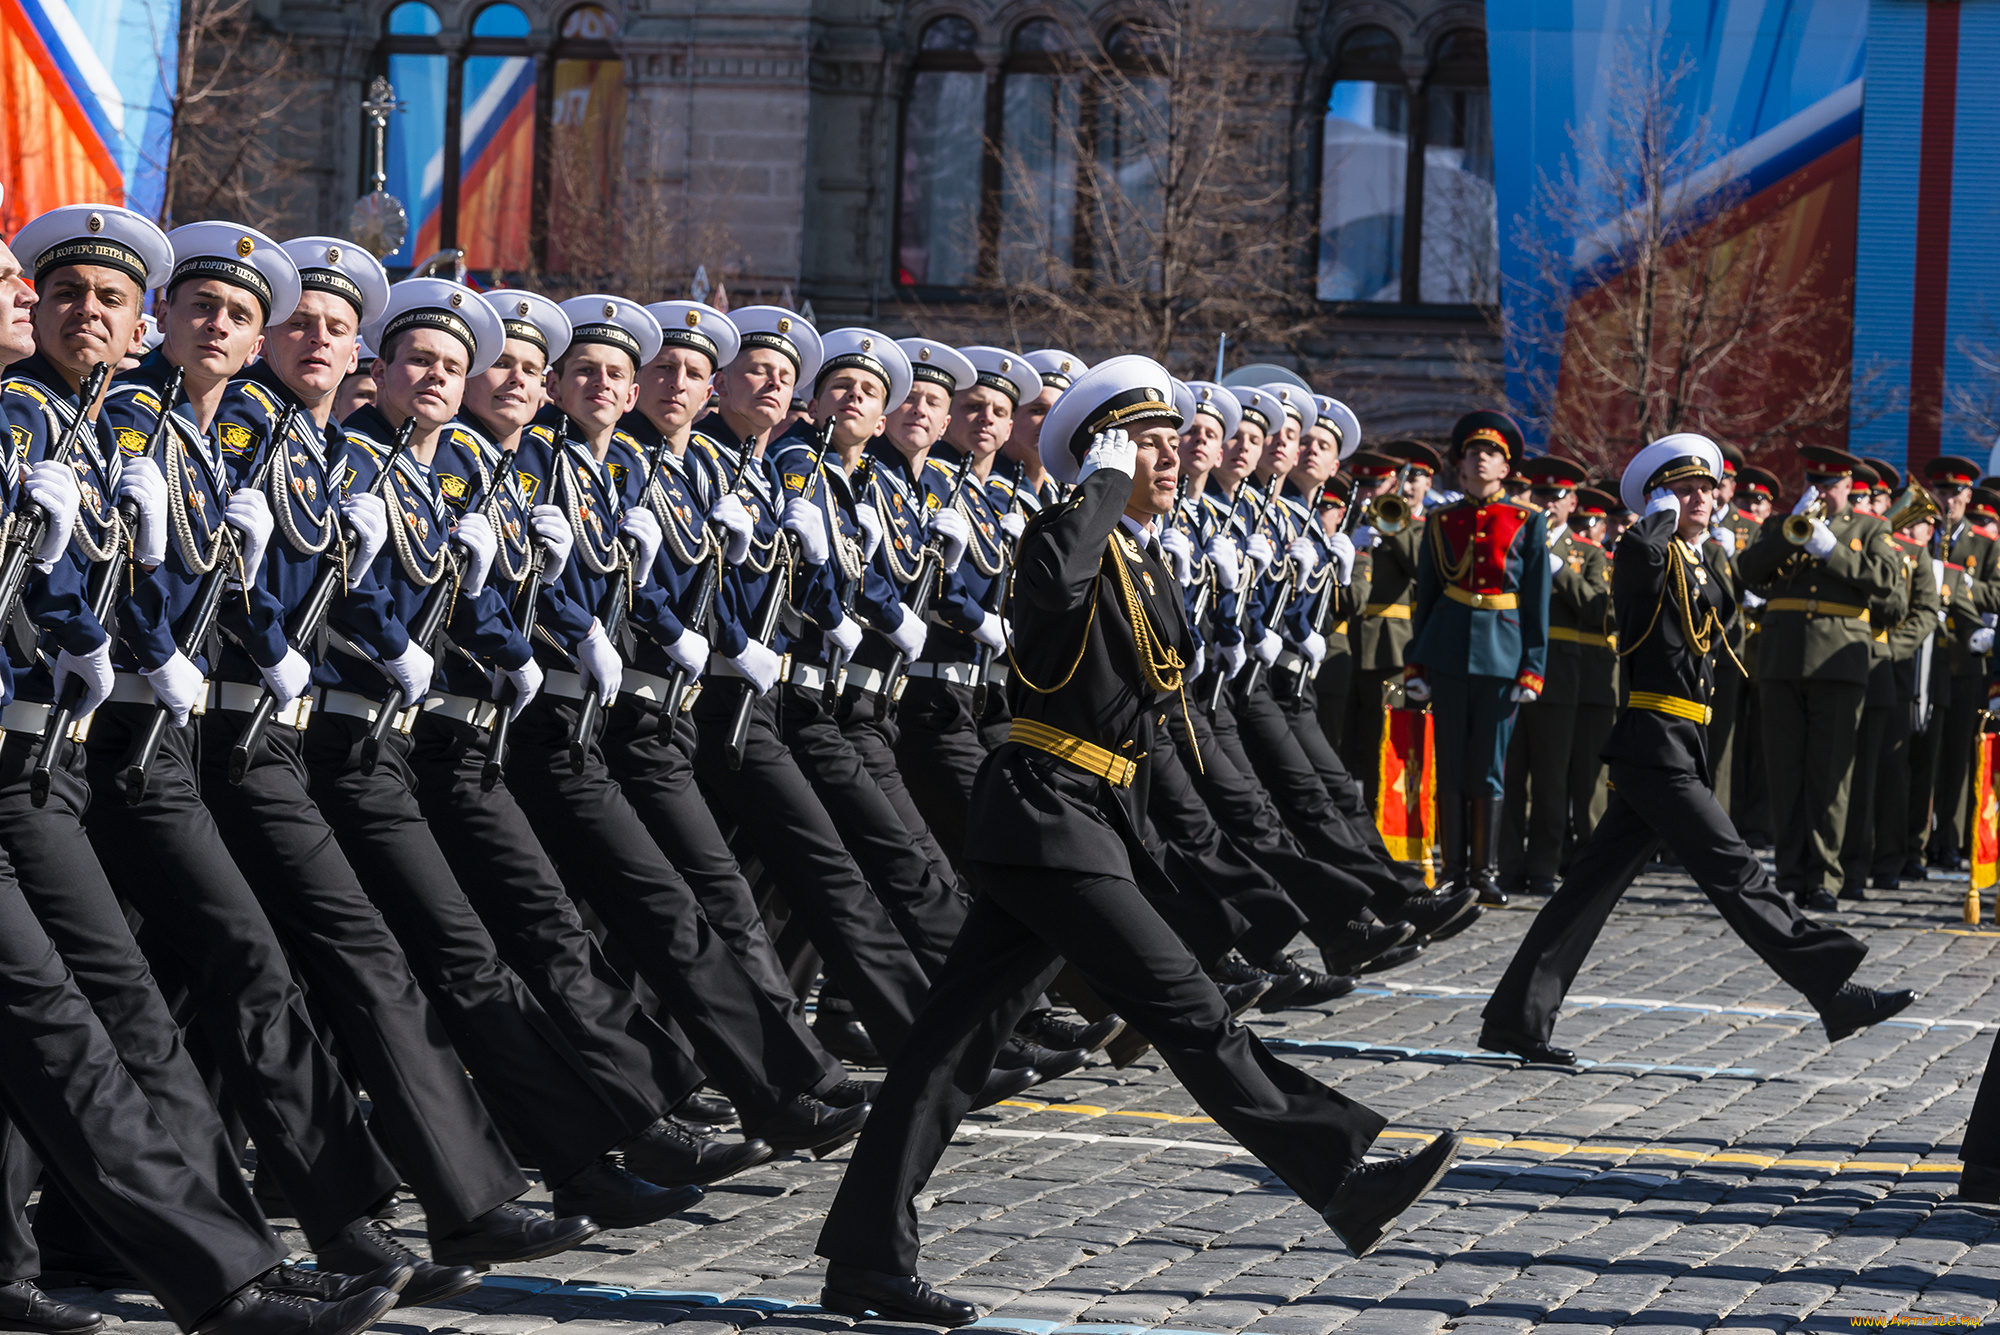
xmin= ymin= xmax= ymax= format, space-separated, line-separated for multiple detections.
xmin=1763 ymin=597 xmax=1867 ymax=621
xmin=1444 ymin=587 xmax=1518 ymax=610
xmin=1549 ymin=626 xmax=1615 ymax=648
xmin=1008 ymin=718 xmax=1136 ymax=788
xmin=1363 ymin=602 xmax=1411 ymax=619
xmin=1628 ymin=690 xmax=1713 ymax=725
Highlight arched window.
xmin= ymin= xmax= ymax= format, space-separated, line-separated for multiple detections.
xmin=1091 ymin=23 xmax=1168 ymax=288
xmin=998 ymin=19 xmax=1079 ymax=284
xmin=1317 ymin=24 xmax=1495 ymax=305
xmin=546 ymin=4 xmax=625 ymax=274
xmin=896 ymin=16 xmax=984 ymax=287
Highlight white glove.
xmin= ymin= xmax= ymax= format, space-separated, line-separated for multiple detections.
xmin=1351 ymin=524 xmax=1378 ymax=551
xmin=1000 ymin=511 xmax=1027 ymax=540
xmin=886 ymin=603 xmax=928 ymax=659
xmin=855 ymin=503 xmax=885 ymax=560
xmin=728 ymin=639 xmax=781 ymax=695
xmin=1287 ymin=537 xmax=1319 ymax=577
xmin=826 ymin=613 xmax=862 ymax=658
xmin=1741 ymin=589 xmax=1766 ymax=610
xmin=1510 ymin=685 xmax=1540 ymax=703
xmin=972 ymin=610 xmax=1008 ymax=652
xmin=927 ymin=506 xmax=970 ymax=574
xmin=1326 ymin=532 xmax=1355 ymax=585
xmin=1803 ymin=521 xmax=1836 ymax=559
xmin=530 ymin=504 xmax=573 ymax=584
xmin=1791 ymin=485 xmax=1820 ymax=516
xmin=1218 ymin=639 xmax=1248 ymax=679
xmin=116 ymin=456 xmax=169 ymax=567
xmin=342 ymin=492 xmax=389 ymax=574
xmin=382 ymin=640 xmax=434 ymax=705
xmin=1403 ymin=675 xmax=1433 ymax=704
xmin=224 ymin=488 xmax=274 ymax=586
xmin=452 ymin=512 xmax=497 ymax=598
xmin=257 ymin=647 xmax=313 ymax=706
xmin=665 ymin=626 xmax=708 ymax=677
xmin=1645 ymin=487 xmax=1680 ymax=518
xmin=1709 ymin=523 xmax=1736 ymax=553
xmin=577 ymin=619 xmax=623 ymax=705
xmin=782 ymin=497 xmax=830 ymax=566
xmin=497 ymin=657 xmax=543 ymax=720
xmin=1984 ymin=613 xmax=1997 ymax=631
xmin=53 ymin=642 xmax=113 ymax=719
xmin=1205 ymin=536 xmax=1241 ymax=589
xmin=1160 ymin=527 xmax=1195 ymax=584
xmin=710 ymin=494 xmax=754 ymax=565
xmin=1304 ymin=631 xmax=1327 ymax=671
xmin=619 ymin=506 xmax=663 ymax=588
xmin=1244 ymin=534 xmax=1276 ymax=575
xmin=1974 ymin=628 xmax=1996 ymax=655
xmin=1191 ymin=645 xmax=1206 ymax=678
xmin=1547 ymin=549 xmax=1564 ymax=577
xmin=141 ymin=651 xmax=206 ymax=727
xmin=24 ymin=461 xmax=80 ymax=570
xmin=1253 ymin=628 xmax=1281 ymax=666
xmin=1075 ymin=428 xmax=1135 ymax=483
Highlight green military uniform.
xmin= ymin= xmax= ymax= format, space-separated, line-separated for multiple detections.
xmin=1930 ymin=518 xmax=1999 ymax=863
xmin=1911 ymin=558 xmax=1980 ymax=872
xmin=1844 ymin=533 xmax=1940 ymax=893
xmin=1499 ymin=506 xmax=1609 ymax=894
xmin=1570 ymin=532 xmax=1619 ymax=849
xmin=1736 ymin=466 xmax=1902 ymax=909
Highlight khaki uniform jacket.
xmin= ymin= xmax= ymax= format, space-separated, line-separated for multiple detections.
xmin=1736 ymin=507 xmax=1902 ymax=685
xmin=1544 ymin=526 xmax=1610 ymax=708
xmin=1352 ymin=519 xmax=1422 ymax=671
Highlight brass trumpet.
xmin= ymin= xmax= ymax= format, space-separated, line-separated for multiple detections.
xmin=1782 ymin=495 xmax=1828 ymax=546
xmin=1885 ymin=480 xmax=1942 ymax=534
xmin=1365 ymin=461 xmax=1417 ymax=535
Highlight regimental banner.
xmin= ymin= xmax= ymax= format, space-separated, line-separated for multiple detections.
xmin=1377 ymin=705 xmax=1436 ymax=887
xmin=1972 ymin=732 xmax=1997 ymax=910
xmin=0 ymin=0 xmax=176 ymax=232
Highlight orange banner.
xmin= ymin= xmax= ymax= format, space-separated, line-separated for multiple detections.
xmin=1377 ymin=706 xmax=1436 ymax=886
xmin=1974 ymin=733 xmax=1998 ymax=896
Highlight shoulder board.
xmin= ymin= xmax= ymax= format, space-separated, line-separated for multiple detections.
xmin=924 ymin=457 xmax=957 ymax=479
xmin=524 ymin=423 xmax=559 ymax=446
xmin=1572 ymin=535 xmax=1600 ymax=550
xmin=240 ymin=381 xmax=279 ymax=415
xmin=108 ymin=385 xmax=162 ymax=415
xmin=348 ymin=434 xmax=388 ymax=462
xmin=1505 ymin=499 xmax=1538 ymax=513
xmin=688 ymin=429 xmax=725 ymax=459
xmin=611 ymin=429 xmax=641 ymax=454
xmin=3 ymin=378 xmax=50 ymax=407
xmin=1948 ymin=561 xmax=1967 ymax=572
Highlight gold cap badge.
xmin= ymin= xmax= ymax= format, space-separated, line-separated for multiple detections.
xmin=86 ymin=212 xmax=103 ymax=233
xmin=236 ymin=236 xmax=255 ymax=258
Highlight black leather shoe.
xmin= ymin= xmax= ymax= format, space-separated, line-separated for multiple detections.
xmin=194 ymin=1286 xmax=398 ymax=1335
xmin=1476 ymin=882 xmax=1509 ymax=906
xmin=1356 ymin=941 xmax=1425 ymax=975
xmin=623 ymin=1118 xmax=774 ymax=1185
xmin=1870 ymin=875 xmax=1903 ymax=891
xmin=432 ymin=1203 xmax=599 ymax=1269
xmin=1017 ymin=1010 xmax=1124 ymax=1054
xmin=969 ymin=1065 xmax=1039 ymax=1110
xmin=820 ymin=1264 xmax=978 ymax=1327
xmin=1320 ymin=920 xmax=1416 ymax=975
xmin=1956 ymin=1163 xmax=2000 ymax=1206
xmin=816 ymin=1078 xmax=881 ymax=1109
xmin=812 ymin=1014 xmax=881 ymax=1066
xmin=1838 ymin=883 xmax=1869 ymax=902
xmin=315 ymin=1218 xmax=481 ymax=1310
xmin=749 ymin=1094 xmax=870 ymax=1158
xmin=1803 ymin=889 xmax=1840 ymax=913
xmin=1261 ymin=964 xmax=1356 ymax=1010
xmin=1219 ymin=976 xmax=1273 ymax=1017
xmin=1401 ymin=887 xmax=1481 ymax=942
xmin=553 ymin=1158 xmax=702 ymax=1229
xmin=1002 ymin=1040 xmax=1090 ymax=1085
xmin=1902 ymin=858 xmax=1930 ymax=881
xmin=1818 ymin=983 xmax=1916 ymax=1042
xmin=259 ymin=1262 xmax=411 ymax=1306
xmin=1104 ymin=1025 xmax=1154 ymax=1069
xmin=671 ymin=1090 xmax=737 ymax=1126
xmin=0 ymin=1281 xmax=104 ymax=1335
xmin=1322 ymin=1132 xmax=1461 ymax=1257
xmin=1477 ymin=1025 xmax=1577 ymax=1065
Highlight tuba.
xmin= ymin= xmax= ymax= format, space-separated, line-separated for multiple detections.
xmin=1884 ymin=481 xmax=1942 ymax=535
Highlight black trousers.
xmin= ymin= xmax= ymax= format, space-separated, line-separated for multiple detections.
xmin=1909 ymin=676 xmax=1950 ymax=860
xmin=838 ymin=689 xmax=960 ymax=894
xmin=692 ymin=684 xmax=930 ymax=1062
xmin=890 ymin=677 xmax=988 ymax=875
xmin=600 ymin=696 xmax=842 ymax=1092
xmin=198 ymin=711 xmax=523 ymax=1238
xmin=303 ymin=710 xmax=639 ymax=1183
xmin=0 ymin=864 xmax=282 ymax=1329
xmin=0 ymin=731 xmax=270 ymax=1273
xmin=815 ymin=861 xmax=1387 ymax=1275
xmin=1483 ymin=758 xmax=1869 ymax=1043
xmin=1934 ymin=676 xmax=1984 ymax=859
xmin=493 ymin=695 xmax=831 ymax=1126
xmin=1278 ymin=681 xmax=1419 ymax=881
xmin=1870 ymin=700 xmax=1916 ymax=882
xmin=1343 ymin=667 xmax=1398 ymax=801
xmin=78 ymin=703 xmax=399 ymax=1247
xmin=1960 ymin=1025 xmax=2000 ymax=1171
xmin=1839 ymin=702 xmax=1890 ymax=892
xmin=785 ymin=683 xmax=966 ymax=975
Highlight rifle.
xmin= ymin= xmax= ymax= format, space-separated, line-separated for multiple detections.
xmin=826 ymin=454 xmax=878 ymax=691
xmin=478 ymin=519 xmax=541 ymax=791
xmin=1288 ymin=481 xmax=1348 ymax=707
xmin=119 ymin=395 xmax=296 ymax=803
xmin=349 ymin=418 xmax=433 ymax=774
xmin=971 ymin=458 xmax=1026 ymax=717
xmin=0 ymin=363 xmax=112 ymax=647
xmin=1238 ymin=497 xmax=1298 ymax=700
xmin=651 ymin=435 xmax=760 ymax=739
xmin=878 ymin=447 xmax=979 ymax=721
xmin=31 ymin=366 xmax=179 ymax=806
xmin=1204 ymin=475 xmax=1278 ymax=716
xmin=226 ymin=407 xmax=386 ymax=784
xmin=722 ymin=418 xmax=837 ymax=769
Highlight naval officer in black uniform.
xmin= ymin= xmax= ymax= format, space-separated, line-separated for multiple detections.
xmin=1479 ymin=434 xmax=1916 ymax=1065
xmin=814 ymin=355 xmax=1460 ymax=1327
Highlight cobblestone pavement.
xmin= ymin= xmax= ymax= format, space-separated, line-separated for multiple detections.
xmin=55 ymin=871 xmax=2000 ymax=1334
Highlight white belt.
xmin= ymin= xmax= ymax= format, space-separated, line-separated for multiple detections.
xmin=109 ymin=672 xmax=210 ymax=716
xmin=986 ymin=663 xmax=1010 ymax=688
xmin=844 ymin=664 xmax=889 ymax=696
xmin=544 ymin=670 xmax=589 ymax=701
xmin=707 ymin=652 xmax=793 ymax=684
xmin=626 ymin=668 xmax=700 ymax=714
xmin=786 ymin=662 xmax=829 ymax=693
xmin=214 ymin=681 xmax=312 ymax=730
xmin=906 ymin=660 xmax=978 ymax=685
xmin=0 ymin=699 xmax=92 ymax=743
xmin=318 ymin=689 xmax=418 ymax=733
xmin=1275 ymin=649 xmax=1316 ymax=678
xmin=421 ymin=692 xmax=498 ymax=730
